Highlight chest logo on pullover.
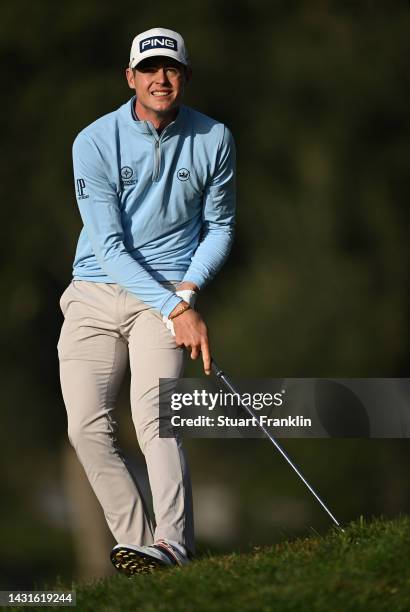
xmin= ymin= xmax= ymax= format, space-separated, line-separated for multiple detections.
xmin=121 ymin=166 xmax=137 ymax=186
xmin=177 ymin=168 xmax=190 ymax=181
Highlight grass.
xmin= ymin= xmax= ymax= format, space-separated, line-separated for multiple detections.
xmin=5 ymin=516 xmax=410 ymax=611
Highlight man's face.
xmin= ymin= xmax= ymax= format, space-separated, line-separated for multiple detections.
xmin=126 ymin=56 xmax=191 ymax=118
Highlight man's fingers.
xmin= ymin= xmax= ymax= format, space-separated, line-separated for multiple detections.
xmin=201 ymin=340 xmax=211 ymax=375
xmin=173 ymin=313 xmax=210 ymax=370
xmin=190 ymin=346 xmax=200 ymax=360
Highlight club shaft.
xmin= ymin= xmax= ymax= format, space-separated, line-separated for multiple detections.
xmin=211 ymin=360 xmax=342 ymax=529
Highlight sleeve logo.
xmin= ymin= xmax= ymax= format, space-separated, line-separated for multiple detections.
xmin=76 ymin=178 xmax=89 ymax=200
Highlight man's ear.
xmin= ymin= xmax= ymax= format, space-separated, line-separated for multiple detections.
xmin=185 ymin=65 xmax=193 ymax=83
xmin=125 ymin=67 xmax=135 ymax=90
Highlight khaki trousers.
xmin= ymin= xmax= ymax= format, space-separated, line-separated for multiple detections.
xmin=57 ymin=279 xmax=195 ymax=555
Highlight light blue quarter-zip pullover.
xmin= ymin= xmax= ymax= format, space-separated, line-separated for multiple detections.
xmin=71 ymin=96 xmax=236 ymax=317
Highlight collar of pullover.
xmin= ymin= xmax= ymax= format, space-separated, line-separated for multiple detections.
xmin=120 ymin=96 xmax=187 ymax=138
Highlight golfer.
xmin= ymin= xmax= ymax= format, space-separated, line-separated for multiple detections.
xmin=57 ymin=27 xmax=236 ymax=575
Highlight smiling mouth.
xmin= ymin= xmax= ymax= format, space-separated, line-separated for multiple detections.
xmin=151 ymin=91 xmax=172 ymax=97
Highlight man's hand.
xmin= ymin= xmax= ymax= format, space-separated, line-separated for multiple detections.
xmin=172 ymin=308 xmax=211 ymax=375
xmin=176 ymin=281 xmax=199 ymax=292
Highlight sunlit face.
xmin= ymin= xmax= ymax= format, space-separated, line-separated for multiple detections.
xmin=126 ymin=56 xmax=191 ymax=122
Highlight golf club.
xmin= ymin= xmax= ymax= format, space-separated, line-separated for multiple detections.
xmin=211 ymin=358 xmax=344 ymax=531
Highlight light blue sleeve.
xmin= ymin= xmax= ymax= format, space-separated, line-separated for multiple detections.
xmin=182 ymin=125 xmax=236 ymax=289
xmin=72 ymin=133 xmax=182 ymax=317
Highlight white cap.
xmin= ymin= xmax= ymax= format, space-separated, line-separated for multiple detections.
xmin=129 ymin=27 xmax=189 ymax=69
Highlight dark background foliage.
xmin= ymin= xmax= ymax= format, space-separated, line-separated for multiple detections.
xmin=0 ymin=0 xmax=409 ymax=589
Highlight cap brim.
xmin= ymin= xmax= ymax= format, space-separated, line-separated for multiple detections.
xmin=130 ymin=50 xmax=188 ymax=68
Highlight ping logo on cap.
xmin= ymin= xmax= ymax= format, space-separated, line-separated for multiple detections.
xmin=140 ymin=37 xmax=178 ymax=53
